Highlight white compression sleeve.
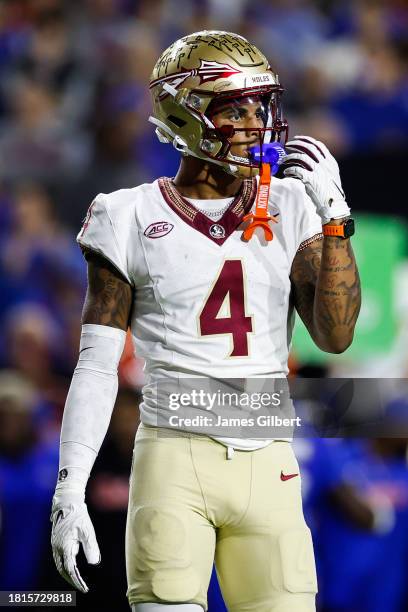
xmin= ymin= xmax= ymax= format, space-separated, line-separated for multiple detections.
xmin=55 ymin=324 xmax=126 ymax=499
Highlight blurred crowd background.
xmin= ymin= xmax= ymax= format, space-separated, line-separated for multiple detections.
xmin=0 ymin=0 xmax=408 ymax=610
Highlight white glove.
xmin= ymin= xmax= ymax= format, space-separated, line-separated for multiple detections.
xmin=282 ymin=135 xmax=350 ymax=225
xmin=51 ymin=487 xmax=101 ymax=594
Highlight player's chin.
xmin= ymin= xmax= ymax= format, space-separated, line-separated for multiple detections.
xmin=229 ymin=148 xmax=260 ymax=179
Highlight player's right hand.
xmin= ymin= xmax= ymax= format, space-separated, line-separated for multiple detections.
xmin=281 ymin=135 xmax=350 ymax=224
xmin=51 ymin=498 xmax=101 ymax=593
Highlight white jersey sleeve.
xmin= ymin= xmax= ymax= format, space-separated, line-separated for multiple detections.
xmin=77 ymin=193 xmax=132 ymax=284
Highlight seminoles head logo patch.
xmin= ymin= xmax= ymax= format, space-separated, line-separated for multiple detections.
xmin=144 ymin=221 xmax=174 ymax=239
xmin=209 ymin=224 xmax=225 ymax=239
xmin=58 ymin=468 xmax=68 ymax=482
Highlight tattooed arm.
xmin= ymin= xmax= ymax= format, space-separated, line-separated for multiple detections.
xmin=290 ymin=230 xmax=361 ymax=353
xmin=82 ymin=250 xmax=133 ymax=329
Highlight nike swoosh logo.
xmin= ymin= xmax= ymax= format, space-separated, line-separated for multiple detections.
xmin=280 ymin=471 xmax=299 ymax=481
xmin=55 ymin=510 xmax=64 ymax=525
xmin=332 ymin=180 xmax=345 ymax=199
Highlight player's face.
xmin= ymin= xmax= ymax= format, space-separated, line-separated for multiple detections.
xmin=208 ymin=95 xmax=266 ymax=160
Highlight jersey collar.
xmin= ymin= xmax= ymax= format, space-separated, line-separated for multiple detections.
xmin=158 ymin=177 xmax=257 ymax=245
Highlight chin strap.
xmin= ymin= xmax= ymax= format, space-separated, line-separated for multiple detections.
xmin=243 ymin=163 xmax=277 ymax=241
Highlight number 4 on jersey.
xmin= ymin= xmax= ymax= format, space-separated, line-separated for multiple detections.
xmin=199 ymin=260 xmax=253 ymax=357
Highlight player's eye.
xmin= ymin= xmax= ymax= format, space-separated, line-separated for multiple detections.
xmin=256 ymin=107 xmax=267 ymax=122
xmin=226 ymin=108 xmax=245 ymax=122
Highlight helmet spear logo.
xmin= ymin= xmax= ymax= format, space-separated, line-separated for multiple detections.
xmin=150 ymin=60 xmax=242 ymax=99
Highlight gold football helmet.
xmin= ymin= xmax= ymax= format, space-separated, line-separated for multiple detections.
xmin=149 ymin=30 xmax=288 ymax=178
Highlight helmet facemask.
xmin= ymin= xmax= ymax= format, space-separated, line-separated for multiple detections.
xmin=200 ymin=89 xmax=288 ymax=177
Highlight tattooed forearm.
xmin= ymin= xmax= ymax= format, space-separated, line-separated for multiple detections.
xmin=290 ymin=235 xmax=361 ymax=353
xmin=81 ymin=251 xmax=133 ymax=330
xmin=315 ymin=237 xmax=361 ymax=350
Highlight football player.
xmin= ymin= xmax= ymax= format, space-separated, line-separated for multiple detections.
xmin=51 ymin=31 xmax=361 ymax=612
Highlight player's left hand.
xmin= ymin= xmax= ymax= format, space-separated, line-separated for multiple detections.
xmin=51 ymin=495 xmax=100 ymax=594
xmin=281 ymin=135 xmax=350 ymax=224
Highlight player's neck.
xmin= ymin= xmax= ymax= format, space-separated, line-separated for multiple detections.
xmin=173 ymin=156 xmax=242 ymax=199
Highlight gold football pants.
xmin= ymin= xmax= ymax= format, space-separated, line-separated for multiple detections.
xmin=126 ymin=425 xmax=317 ymax=611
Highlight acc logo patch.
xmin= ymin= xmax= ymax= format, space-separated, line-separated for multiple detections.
xmin=144 ymin=221 xmax=174 ymax=239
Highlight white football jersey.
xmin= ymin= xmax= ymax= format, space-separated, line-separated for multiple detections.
xmin=77 ymin=176 xmax=322 ymax=445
